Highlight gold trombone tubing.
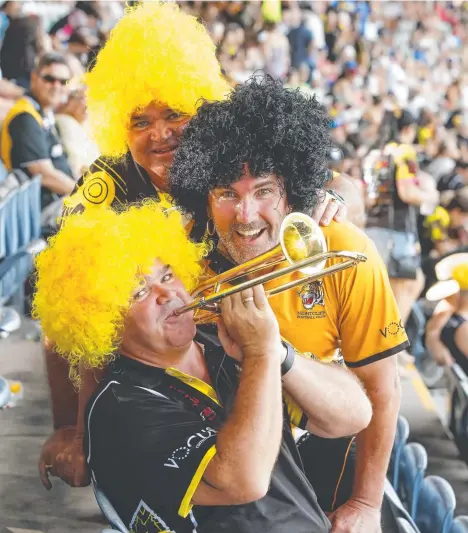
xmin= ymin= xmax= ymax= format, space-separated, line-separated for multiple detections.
xmin=174 ymin=251 xmax=367 ymax=324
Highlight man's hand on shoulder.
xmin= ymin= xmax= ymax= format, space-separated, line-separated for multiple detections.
xmin=311 ymin=188 xmax=347 ymax=226
xmin=318 ymin=172 xmax=366 ymax=229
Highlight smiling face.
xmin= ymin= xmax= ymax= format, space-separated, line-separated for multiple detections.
xmin=127 ymin=102 xmax=190 ymax=190
xmin=208 ymin=168 xmax=290 ymax=265
xmin=30 ymin=62 xmax=71 ymax=110
xmin=121 ymin=260 xmax=196 ymax=357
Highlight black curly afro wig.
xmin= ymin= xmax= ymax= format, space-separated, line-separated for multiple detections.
xmin=169 ymin=75 xmax=333 ymax=233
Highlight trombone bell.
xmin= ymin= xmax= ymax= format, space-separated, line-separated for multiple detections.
xmin=280 ymin=212 xmax=327 ymax=274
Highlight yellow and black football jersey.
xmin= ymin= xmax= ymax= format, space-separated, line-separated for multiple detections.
xmin=63 ymin=152 xmax=174 ymax=216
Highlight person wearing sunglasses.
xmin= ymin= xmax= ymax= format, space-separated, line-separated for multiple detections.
xmin=1 ymin=52 xmax=76 ymax=209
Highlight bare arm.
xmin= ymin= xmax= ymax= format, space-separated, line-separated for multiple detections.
xmin=51 ymin=364 xmax=107 ymax=487
xmin=396 ymin=173 xmax=439 ymax=207
xmin=39 ymin=354 xmax=107 ymax=489
xmin=27 ymin=160 xmax=76 ymax=195
xmin=193 ymin=286 xmax=284 ymax=506
xmin=44 ymin=343 xmax=78 ymax=429
xmin=0 ymin=78 xmax=24 ymax=99
xmin=350 ymin=356 xmax=401 ymax=509
xmin=282 ymin=355 xmax=372 ymax=438
xmin=39 ymin=344 xmax=80 ymax=490
xmin=426 ymin=305 xmax=455 ymax=366
xmin=194 ymin=346 xmax=283 ymax=505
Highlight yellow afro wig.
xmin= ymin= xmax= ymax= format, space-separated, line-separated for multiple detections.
xmin=32 ymin=202 xmax=208 ymax=379
xmin=85 ymin=1 xmax=230 ymax=158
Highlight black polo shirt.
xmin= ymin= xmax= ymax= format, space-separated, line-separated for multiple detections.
xmin=2 ymin=94 xmax=73 ymax=208
xmin=85 ymin=330 xmax=330 ymax=533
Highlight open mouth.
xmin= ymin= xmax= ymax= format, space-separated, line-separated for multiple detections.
xmin=151 ymin=146 xmax=177 ymax=155
xmin=234 ymin=228 xmax=267 ymax=243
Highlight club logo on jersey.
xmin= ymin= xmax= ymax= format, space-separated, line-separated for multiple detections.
xmin=298 ymin=281 xmax=324 ymax=310
xmin=63 ymin=170 xmax=116 ymax=214
xmin=297 ymin=281 xmax=326 ymax=319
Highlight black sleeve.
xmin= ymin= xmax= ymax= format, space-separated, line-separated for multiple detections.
xmin=8 ymin=113 xmax=50 ymax=167
xmin=88 ymin=386 xmax=218 ymax=520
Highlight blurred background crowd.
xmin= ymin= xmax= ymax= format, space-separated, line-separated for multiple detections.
xmin=0 ymin=0 xmax=467 ymax=367
xmin=0 ymin=1 xmax=468 ymax=530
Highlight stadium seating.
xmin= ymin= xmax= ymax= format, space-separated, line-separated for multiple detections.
xmin=415 ymin=475 xmax=456 ymax=533
xmin=451 ymin=516 xmax=468 ymax=533
xmin=399 ymin=442 xmax=428 ymax=519
xmin=0 ymin=170 xmax=43 ymax=311
xmin=391 ymin=415 xmax=411 ymax=489
xmin=2 ymin=188 xmax=19 ymax=257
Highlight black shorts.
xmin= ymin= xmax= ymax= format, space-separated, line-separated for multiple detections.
xmin=297 ymin=433 xmax=356 ymax=513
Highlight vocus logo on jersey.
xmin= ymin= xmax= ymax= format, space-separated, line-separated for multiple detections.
xmin=379 ymin=320 xmax=405 ymax=338
xmin=164 ymin=427 xmax=217 ymax=468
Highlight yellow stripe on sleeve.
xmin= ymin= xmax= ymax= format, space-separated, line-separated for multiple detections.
xmin=178 ymin=445 xmax=217 ymax=518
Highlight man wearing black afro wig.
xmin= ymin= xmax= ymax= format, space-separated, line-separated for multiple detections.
xmin=170 ymin=76 xmax=408 ymax=533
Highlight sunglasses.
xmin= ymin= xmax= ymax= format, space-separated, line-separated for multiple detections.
xmin=41 ymin=74 xmax=69 ymax=86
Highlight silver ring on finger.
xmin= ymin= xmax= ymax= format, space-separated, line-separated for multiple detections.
xmin=242 ymin=296 xmax=254 ymax=303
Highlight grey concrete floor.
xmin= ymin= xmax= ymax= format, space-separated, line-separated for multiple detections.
xmin=0 ymin=323 xmax=104 ymax=533
xmin=1 ymin=323 xmax=468 ymax=531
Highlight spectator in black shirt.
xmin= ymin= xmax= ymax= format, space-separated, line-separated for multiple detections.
xmin=33 ymin=202 xmax=372 ymax=533
xmin=1 ymin=52 xmax=76 ymax=208
xmin=438 ymin=160 xmax=468 ymax=193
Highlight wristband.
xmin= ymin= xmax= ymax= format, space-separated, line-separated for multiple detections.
xmin=281 ymin=342 xmax=295 ymax=377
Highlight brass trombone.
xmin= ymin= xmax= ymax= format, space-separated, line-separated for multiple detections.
xmin=174 ymin=212 xmax=367 ymax=324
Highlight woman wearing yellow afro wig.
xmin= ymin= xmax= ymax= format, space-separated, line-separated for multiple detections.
xmin=33 ymin=202 xmax=209 ymax=381
xmin=64 ymin=1 xmax=230 ymax=216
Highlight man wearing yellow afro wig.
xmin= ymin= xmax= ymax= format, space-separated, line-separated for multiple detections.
xmin=33 ymin=203 xmax=372 ymax=533
xmin=426 ymin=261 xmax=468 ymax=374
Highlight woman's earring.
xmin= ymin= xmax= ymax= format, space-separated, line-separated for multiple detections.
xmin=206 ymin=218 xmax=216 ymax=237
